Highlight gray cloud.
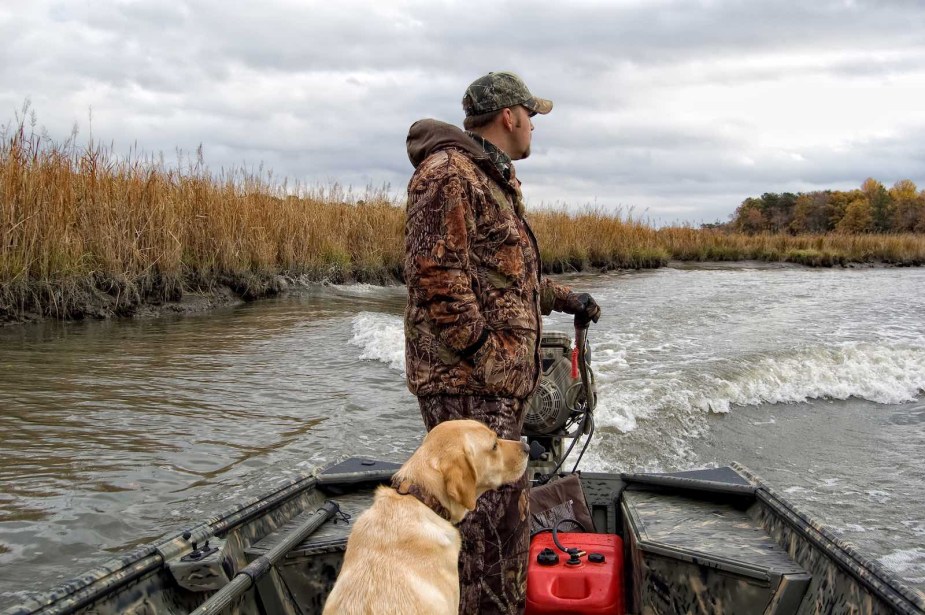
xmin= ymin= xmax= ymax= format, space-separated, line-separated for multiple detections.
xmin=2 ymin=0 xmax=923 ymax=223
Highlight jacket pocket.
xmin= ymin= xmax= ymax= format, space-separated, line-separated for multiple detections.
xmin=471 ymin=330 xmax=517 ymax=390
xmin=479 ymin=220 xmax=526 ymax=288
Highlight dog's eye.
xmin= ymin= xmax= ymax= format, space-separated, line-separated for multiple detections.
xmin=492 ymin=441 xmax=498 ymax=451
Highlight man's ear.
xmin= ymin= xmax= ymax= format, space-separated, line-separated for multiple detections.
xmin=502 ymin=107 xmax=515 ymax=131
xmin=443 ymin=455 xmax=478 ymax=511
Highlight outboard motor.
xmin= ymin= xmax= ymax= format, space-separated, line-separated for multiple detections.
xmin=523 ymin=324 xmax=617 ymax=614
xmin=524 ymin=330 xmax=596 ymax=480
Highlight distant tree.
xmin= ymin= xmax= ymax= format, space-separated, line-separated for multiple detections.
xmin=917 ymin=192 xmax=925 ymax=232
xmin=861 ymin=178 xmax=893 ymax=232
xmin=889 ymin=179 xmax=922 ymax=232
xmin=751 ymin=192 xmax=797 ymax=232
xmin=889 ymin=179 xmax=918 ymax=201
xmin=730 ymin=179 xmax=925 ymax=235
xmin=790 ymin=191 xmax=834 ymax=234
xmin=836 ymin=197 xmax=874 ymax=233
xmin=789 ymin=194 xmax=812 ymax=234
xmin=732 ymin=197 xmax=768 ymax=234
xmin=827 ymin=189 xmax=861 ymax=230
xmin=774 ymin=192 xmax=798 ymax=232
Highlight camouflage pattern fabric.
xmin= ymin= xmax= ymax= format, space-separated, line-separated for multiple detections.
xmin=404 ymin=119 xmax=572 ymax=400
xmin=462 ymin=71 xmax=553 ymax=117
xmin=419 ymin=395 xmax=530 ymax=615
xmin=466 ymin=132 xmax=513 ymax=181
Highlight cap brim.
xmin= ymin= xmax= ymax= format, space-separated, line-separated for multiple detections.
xmin=524 ymin=97 xmax=553 ymax=115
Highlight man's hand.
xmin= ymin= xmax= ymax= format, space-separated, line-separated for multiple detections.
xmin=563 ymin=292 xmax=601 ymax=327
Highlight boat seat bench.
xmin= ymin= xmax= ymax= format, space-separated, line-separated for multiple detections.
xmin=622 ymin=489 xmax=811 ymax=614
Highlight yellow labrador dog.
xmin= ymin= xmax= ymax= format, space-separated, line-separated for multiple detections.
xmin=322 ymin=419 xmax=529 ymax=615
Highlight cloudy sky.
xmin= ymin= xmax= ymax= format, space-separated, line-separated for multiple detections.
xmin=2 ymin=0 xmax=924 ymax=224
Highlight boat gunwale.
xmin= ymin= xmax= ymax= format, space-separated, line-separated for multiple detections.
xmin=6 ymin=458 xmax=925 ymax=615
xmin=2 ymin=464 xmax=331 ymax=615
xmin=732 ymin=462 xmax=925 ymax=614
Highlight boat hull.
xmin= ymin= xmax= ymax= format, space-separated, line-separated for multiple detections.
xmin=4 ymin=459 xmax=924 ymax=615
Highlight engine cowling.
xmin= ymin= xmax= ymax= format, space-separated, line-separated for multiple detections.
xmin=523 ymin=331 xmax=595 ymax=436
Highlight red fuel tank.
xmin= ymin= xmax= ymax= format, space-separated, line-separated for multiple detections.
xmin=525 ymin=532 xmax=624 ymax=615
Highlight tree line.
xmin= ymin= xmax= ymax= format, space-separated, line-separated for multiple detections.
xmin=727 ymin=178 xmax=925 ymax=234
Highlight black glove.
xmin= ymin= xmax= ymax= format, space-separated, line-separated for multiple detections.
xmin=564 ymin=292 xmax=601 ymax=327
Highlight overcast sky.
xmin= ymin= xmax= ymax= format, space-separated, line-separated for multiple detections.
xmin=2 ymin=0 xmax=924 ymax=224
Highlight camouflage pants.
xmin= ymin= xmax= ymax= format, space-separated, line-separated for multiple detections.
xmin=419 ymin=395 xmax=529 ymax=615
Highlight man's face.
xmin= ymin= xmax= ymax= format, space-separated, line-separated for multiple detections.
xmin=510 ymin=105 xmax=534 ymax=160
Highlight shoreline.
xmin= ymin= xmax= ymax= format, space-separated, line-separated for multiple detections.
xmin=664 ymin=258 xmax=911 ymax=270
xmin=0 ymin=284 xmax=248 ymax=328
xmin=0 ymin=274 xmax=285 ymax=328
xmin=2 ymin=258 xmax=920 ymax=328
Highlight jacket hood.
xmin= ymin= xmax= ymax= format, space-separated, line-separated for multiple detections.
xmin=406 ymin=119 xmax=488 ymax=169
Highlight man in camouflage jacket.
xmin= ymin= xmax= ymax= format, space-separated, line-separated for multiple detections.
xmin=404 ymin=71 xmax=601 ymax=615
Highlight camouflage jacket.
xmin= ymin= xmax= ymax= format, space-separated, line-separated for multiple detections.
xmin=404 ymin=119 xmax=572 ymax=399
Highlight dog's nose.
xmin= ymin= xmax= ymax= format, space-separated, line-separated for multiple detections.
xmin=520 ymin=440 xmax=530 ymax=454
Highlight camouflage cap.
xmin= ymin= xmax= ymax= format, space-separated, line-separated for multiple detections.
xmin=462 ymin=71 xmax=554 ymax=117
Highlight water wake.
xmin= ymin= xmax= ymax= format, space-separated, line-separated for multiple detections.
xmin=594 ymin=342 xmax=925 ymax=434
xmin=349 ymin=313 xmax=925 ymax=436
xmin=879 ymin=549 xmax=925 ymax=585
xmin=349 ymin=313 xmax=405 ymax=372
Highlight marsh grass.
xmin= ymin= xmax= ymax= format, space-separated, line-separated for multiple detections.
xmin=0 ymin=119 xmax=403 ymax=320
xmin=530 ymin=208 xmax=670 ymax=270
xmin=2 ymin=118 xmax=924 ymax=321
xmin=655 ymin=227 xmax=925 ymax=266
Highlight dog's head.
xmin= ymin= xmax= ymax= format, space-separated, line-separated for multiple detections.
xmin=397 ymin=419 xmax=529 ymax=523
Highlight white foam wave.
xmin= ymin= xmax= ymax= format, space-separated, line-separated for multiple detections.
xmin=349 ymin=312 xmax=405 ymax=372
xmin=704 ymin=343 xmax=925 ymax=411
xmin=843 ymin=523 xmax=868 ymax=533
xmin=879 ymin=548 xmax=925 ymax=584
xmin=593 ymin=342 xmax=925 ymax=434
xmin=331 ymin=283 xmax=390 ymax=295
xmin=866 ymin=490 xmax=892 ymax=504
xmin=348 ymin=313 xmax=924 ymax=444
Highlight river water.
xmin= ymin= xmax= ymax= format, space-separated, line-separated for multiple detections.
xmin=1 ymin=264 xmax=924 ymax=607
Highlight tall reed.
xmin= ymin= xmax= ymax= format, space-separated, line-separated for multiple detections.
xmin=529 ymin=208 xmax=669 ymax=270
xmin=0 ymin=119 xmax=403 ymax=318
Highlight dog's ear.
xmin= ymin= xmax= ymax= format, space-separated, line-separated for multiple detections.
xmin=444 ymin=455 xmax=478 ymax=511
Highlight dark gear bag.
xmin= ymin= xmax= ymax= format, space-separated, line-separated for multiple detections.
xmin=528 ymin=473 xmax=594 ymax=533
